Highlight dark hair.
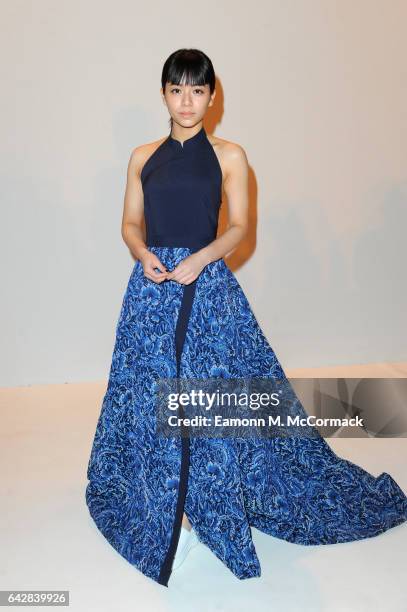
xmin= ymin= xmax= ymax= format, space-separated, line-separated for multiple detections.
xmin=161 ymin=48 xmax=216 ymax=127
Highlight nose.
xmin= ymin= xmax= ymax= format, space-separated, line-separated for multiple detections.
xmin=181 ymin=91 xmax=193 ymax=105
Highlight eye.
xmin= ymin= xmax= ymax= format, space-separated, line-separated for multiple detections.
xmin=169 ymin=87 xmax=205 ymax=94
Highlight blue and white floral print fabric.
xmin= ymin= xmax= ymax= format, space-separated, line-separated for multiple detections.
xmin=86 ymin=246 xmax=407 ymax=586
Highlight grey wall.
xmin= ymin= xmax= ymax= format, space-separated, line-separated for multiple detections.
xmin=2 ymin=0 xmax=406 ymax=386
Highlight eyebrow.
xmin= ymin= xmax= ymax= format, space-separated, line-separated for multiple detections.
xmin=169 ymin=84 xmax=206 ymax=88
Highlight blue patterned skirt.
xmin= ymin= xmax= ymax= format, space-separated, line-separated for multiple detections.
xmin=85 ymin=247 xmax=407 ymax=586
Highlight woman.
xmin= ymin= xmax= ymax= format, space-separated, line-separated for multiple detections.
xmin=85 ymin=48 xmax=407 ymax=587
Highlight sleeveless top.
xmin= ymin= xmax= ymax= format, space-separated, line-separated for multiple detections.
xmin=140 ymin=126 xmax=223 ymax=252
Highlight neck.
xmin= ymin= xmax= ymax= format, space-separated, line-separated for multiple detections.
xmin=170 ymin=123 xmax=203 ymax=143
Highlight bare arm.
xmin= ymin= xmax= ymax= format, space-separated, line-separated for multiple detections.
xmin=121 ymin=146 xmax=168 ymax=282
xmin=121 ymin=147 xmax=149 ymax=261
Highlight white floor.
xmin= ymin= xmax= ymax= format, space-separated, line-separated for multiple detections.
xmin=1 ymin=363 xmax=406 ymax=612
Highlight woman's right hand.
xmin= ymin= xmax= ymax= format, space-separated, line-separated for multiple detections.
xmin=140 ymin=250 xmax=168 ymax=283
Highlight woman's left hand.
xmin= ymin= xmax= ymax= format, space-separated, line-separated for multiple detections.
xmin=165 ymin=251 xmax=209 ymax=285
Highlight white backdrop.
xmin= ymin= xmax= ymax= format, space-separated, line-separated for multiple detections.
xmin=1 ymin=0 xmax=406 ymax=386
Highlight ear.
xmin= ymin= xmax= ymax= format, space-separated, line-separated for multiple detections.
xmin=209 ymin=90 xmax=216 ymax=107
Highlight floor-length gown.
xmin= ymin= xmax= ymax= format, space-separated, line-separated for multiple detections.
xmin=85 ymin=126 xmax=407 ymax=587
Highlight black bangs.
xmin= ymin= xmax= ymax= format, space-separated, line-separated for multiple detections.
xmin=161 ymin=48 xmax=216 ymax=94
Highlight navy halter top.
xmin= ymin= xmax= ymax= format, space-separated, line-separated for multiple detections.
xmin=140 ymin=126 xmax=222 ymax=252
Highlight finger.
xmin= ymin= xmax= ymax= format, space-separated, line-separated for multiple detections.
xmin=165 ymin=267 xmax=179 ymax=279
xmin=184 ymin=275 xmax=196 ymax=285
xmin=152 ymin=259 xmax=168 ymax=273
xmin=149 ymin=265 xmax=168 ymax=277
xmin=144 ymin=272 xmax=157 ymax=282
xmin=152 ymin=266 xmax=168 ymax=275
xmin=178 ymin=273 xmax=195 ymax=285
xmin=167 ymin=267 xmax=187 ymax=281
xmin=148 ymin=276 xmax=166 ymax=284
xmin=145 ymin=271 xmax=166 ymax=283
xmin=176 ymin=272 xmax=190 ymax=284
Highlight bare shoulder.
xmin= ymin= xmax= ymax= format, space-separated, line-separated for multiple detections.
xmin=128 ymin=136 xmax=168 ymax=178
xmin=209 ymin=133 xmax=247 ymax=158
xmin=208 ymin=134 xmax=248 ymax=180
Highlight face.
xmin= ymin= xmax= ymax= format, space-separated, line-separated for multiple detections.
xmin=161 ymin=81 xmax=215 ymax=127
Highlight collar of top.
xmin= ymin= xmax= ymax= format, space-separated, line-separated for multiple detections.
xmin=168 ymin=126 xmax=206 ymax=150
